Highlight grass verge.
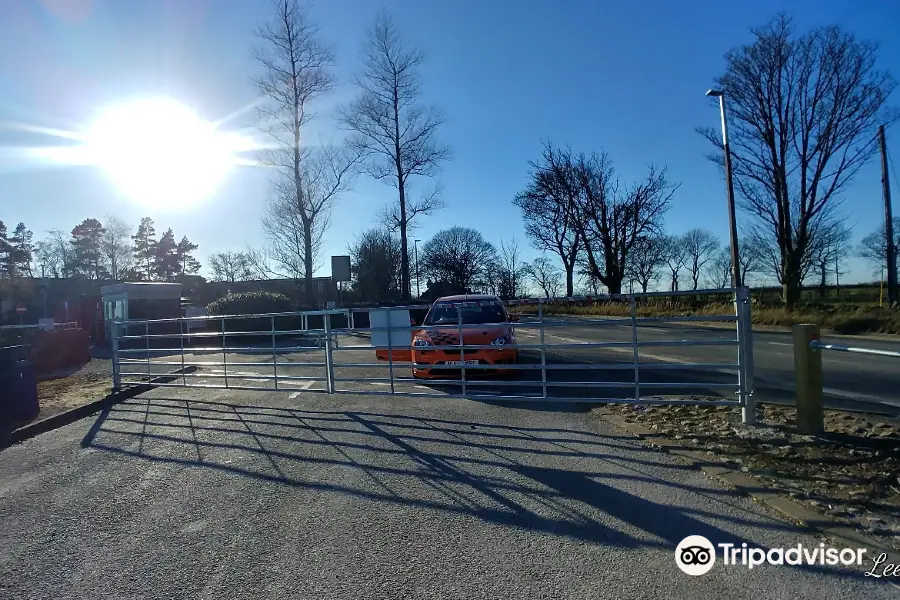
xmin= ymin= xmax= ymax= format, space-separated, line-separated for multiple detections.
xmin=511 ymin=301 xmax=900 ymax=335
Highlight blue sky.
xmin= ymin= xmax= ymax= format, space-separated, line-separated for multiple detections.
xmin=1 ymin=0 xmax=898 ymax=287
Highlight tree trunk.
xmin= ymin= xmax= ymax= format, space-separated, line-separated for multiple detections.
xmin=818 ymin=262 xmax=827 ymax=299
xmin=564 ymin=266 xmax=574 ymax=298
xmin=781 ymin=250 xmax=803 ymax=306
xmin=606 ymin=276 xmax=623 ymax=295
xmin=304 ymin=219 xmax=314 ymax=307
xmin=398 ymin=185 xmax=410 ymax=301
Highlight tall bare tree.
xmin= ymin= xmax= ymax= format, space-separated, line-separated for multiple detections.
xmin=660 ymin=235 xmax=688 ymax=292
xmin=254 ymin=0 xmax=343 ymax=304
xmin=859 ymin=218 xmax=900 ymax=278
xmin=497 ymin=237 xmax=527 ymax=300
xmin=339 ymin=11 xmax=450 ymax=301
xmin=626 ymin=235 xmax=667 ymax=292
xmin=209 ymin=251 xmax=256 ymax=283
xmin=682 ymin=229 xmax=720 ymax=290
xmin=572 ymin=152 xmax=676 ymax=295
xmin=262 ymin=146 xmax=357 ymax=289
xmin=700 ymin=14 xmax=896 ymax=305
xmin=526 ymin=256 xmax=563 ymax=298
xmin=100 ymin=215 xmax=131 ymax=280
xmin=513 ymin=143 xmax=582 ymax=297
xmin=808 ymin=219 xmax=852 ymax=297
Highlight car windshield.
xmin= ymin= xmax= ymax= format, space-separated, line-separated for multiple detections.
xmin=424 ymin=302 xmax=507 ymax=325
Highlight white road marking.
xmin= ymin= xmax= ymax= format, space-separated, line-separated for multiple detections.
xmin=288 ymin=392 xmax=300 ymax=399
xmin=768 ymin=341 xmax=793 ymax=347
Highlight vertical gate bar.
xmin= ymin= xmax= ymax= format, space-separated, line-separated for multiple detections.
xmin=387 ymin=312 xmax=395 ymax=394
xmin=271 ymin=315 xmax=278 ymax=390
xmin=324 ymin=313 xmax=335 ymax=393
xmin=458 ymin=305 xmax=466 ymax=397
xmin=180 ymin=319 xmax=186 ymax=386
xmin=736 ymin=286 xmax=755 ymax=425
xmin=539 ymin=302 xmax=547 ymax=399
xmin=111 ymin=321 xmax=120 ymax=391
xmin=630 ymin=295 xmax=640 ymax=402
xmin=145 ymin=321 xmax=151 ymax=383
xmin=222 ymin=317 xmax=228 ymax=389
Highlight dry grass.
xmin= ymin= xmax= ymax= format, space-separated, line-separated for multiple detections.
xmin=511 ymin=300 xmax=900 ymax=335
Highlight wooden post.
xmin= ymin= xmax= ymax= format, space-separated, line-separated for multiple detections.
xmin=793 ymin=324 xmax=824 ymax=434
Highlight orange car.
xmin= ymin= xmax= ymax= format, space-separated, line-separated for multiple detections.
xmin=411 ymin=294 xmax=519 ymax=379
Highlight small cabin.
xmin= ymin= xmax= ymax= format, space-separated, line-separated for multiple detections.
xmin=100 ymin=282 xmax=183 ymax=343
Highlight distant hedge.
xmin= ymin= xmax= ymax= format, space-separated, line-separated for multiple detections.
xmin=206 ymin=292 xmax=294 ymax=316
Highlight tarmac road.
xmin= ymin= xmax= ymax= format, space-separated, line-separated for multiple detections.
xmin=0 ymin=386 xmax=894 ymax=599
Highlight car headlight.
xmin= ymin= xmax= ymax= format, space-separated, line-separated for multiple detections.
xmin=414 ymin=338 xmax=433 ymax=347
xmin=491 ymin=336 xmax=509 ymax=346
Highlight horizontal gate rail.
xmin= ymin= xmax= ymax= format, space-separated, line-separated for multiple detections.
xmin=109 ymin=287 xmax=756 ymax=424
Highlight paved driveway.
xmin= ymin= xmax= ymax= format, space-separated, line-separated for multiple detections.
xmin=0 ymin=388 xmax=892 ymax=599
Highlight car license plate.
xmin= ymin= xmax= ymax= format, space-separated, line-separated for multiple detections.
xmin=446 ymin=360 xmax=478 ymax=366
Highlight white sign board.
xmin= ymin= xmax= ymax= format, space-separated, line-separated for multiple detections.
xmin=369 ymin=308 xmax=412 ymax=349
xmin=331 ymin=255 xmax=351 ymax=282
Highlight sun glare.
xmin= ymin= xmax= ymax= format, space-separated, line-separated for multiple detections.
xmin=83 ymin=97 xmax=248 ymax=208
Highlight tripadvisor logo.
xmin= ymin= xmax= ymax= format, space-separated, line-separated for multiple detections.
xmin=675 ymin=535 xmax=867 ymax=575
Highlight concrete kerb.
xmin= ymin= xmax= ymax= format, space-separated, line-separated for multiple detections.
xmin=593 ymin=406 xmax=900 ymax=575
xmin=0 ymin=366 xmax=199 ymax=451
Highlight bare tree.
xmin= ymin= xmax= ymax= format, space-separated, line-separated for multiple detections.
xmin=700 ymin=14 xmax=896 ymax=305
xmin=682 ymin=229 xmax=720 ymax=290
xmin=526 ymin=256 xmax=563 ymax=298
xmin=513 ymin=143 xmax=582 ymax=297
xmin=262 ymin=146 xmax=357 ymax=286
xmin=707 ymin=247 xmax=732 ymax=289
xmin=496 ymin=237 xmax=527 ymax=300
xmin=660 ymin=235 xmax=688 ymax=292
xmin=809 ymin=219 xmax=852 ymax=297
xmin=572 ymin=151 xmax=677 ymax=294
xmin=625 ymin=235 xmax=666 ymax=293
xmin=339 ymin=11 xmax=450 ymax=301
xmin=208 ymin=251 xmax=256 ymax=283
xmin=859 ymin=218 xmax=900 ymax=278
xmin=37 ymin=229 xmax=76 ymax=278
xmin=254 ymin=0 xmax=340 ymax=303
xmin=100 ymin=215 xmax=132 ymax=280
xmin=421 ymin=227 xmax=497 ymax=293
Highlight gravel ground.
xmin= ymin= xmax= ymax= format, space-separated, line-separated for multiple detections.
xmin=0 ymin=387 xmax=895 ymax=599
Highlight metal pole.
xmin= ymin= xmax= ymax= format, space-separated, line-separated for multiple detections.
xmin=271 ymin=315 xmax=278 ymax=390
xmin=718 ymin=94 xmax=742 ymax=290
xmin=111 ymin=321 xmax=120 ymax=391
xmin=386 ymin=313 xmax=394 ymax=394
xmin=457 ymin=305 xmax=466 ymax=397
xmin=736 ymin=286 xmax=755 ymax=424
xmin=630 ymin=295 xmax=640 ymax=402
xmin=324 ymin=313 xmax=335 ymax=393
xmin=222 ymin=318 xmax=228 ymax=389
xmin=180 ymin=320 xmax=186 ymax=387
xmin=414 ymin=240 xmax=421 ymax=299
xmin=879 ymin=125 xmax=896 ymax=305
xmin=539 ymin=301 xmax=547 ymax=399
xmin=145 ymin=321 xmax=151 ymax=383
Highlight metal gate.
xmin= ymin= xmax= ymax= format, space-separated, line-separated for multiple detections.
xmin=111 ymin=287 xmax=756 ymax=424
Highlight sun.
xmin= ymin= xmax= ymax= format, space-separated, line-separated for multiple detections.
xmin=83 ymin=97 xmax=248 ymax=208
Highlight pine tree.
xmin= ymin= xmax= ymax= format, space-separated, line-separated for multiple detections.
xmin=176 ymin=235 xmax=201 ymax=275
xmin=71 ymin=218 xmax=107 ymax=279
xmin=0 ymin=220 xmax=13 ymax=276
xmin=10 ymin=223 xmax=34 ymax=277
xmin=132 ymin=217 xmax=157 ymax=281
xmin=154 ymin=228 xmax=181 ymax=282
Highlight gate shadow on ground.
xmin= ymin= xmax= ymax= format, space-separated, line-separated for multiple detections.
xmin=77 ymin=395 xmax=868 ymax=582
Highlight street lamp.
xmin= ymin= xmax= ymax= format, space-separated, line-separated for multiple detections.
xmin=414 ymin=239 xmax=421 ymax=299
xmin=706 ymin=89 xmax=742 ymax=290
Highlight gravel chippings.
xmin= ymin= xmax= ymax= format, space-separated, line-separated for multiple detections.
xmin=0 ymin=388 xmax=895 ymax=600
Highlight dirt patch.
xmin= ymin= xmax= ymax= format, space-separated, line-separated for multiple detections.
xmin=602 ymin=401 xmax=900 ymax=550
xmin=33 ymin=360 xmax=112 ymax=423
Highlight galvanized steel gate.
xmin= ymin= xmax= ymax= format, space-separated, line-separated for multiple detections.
xmin=111 ymin=287 xmax=756 ymax=424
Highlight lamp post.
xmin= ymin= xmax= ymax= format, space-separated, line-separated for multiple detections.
xmin=414 ymin=239 xmax=421 ymax=299
xmin=706 ymin=89 xmax=742 ymax=290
